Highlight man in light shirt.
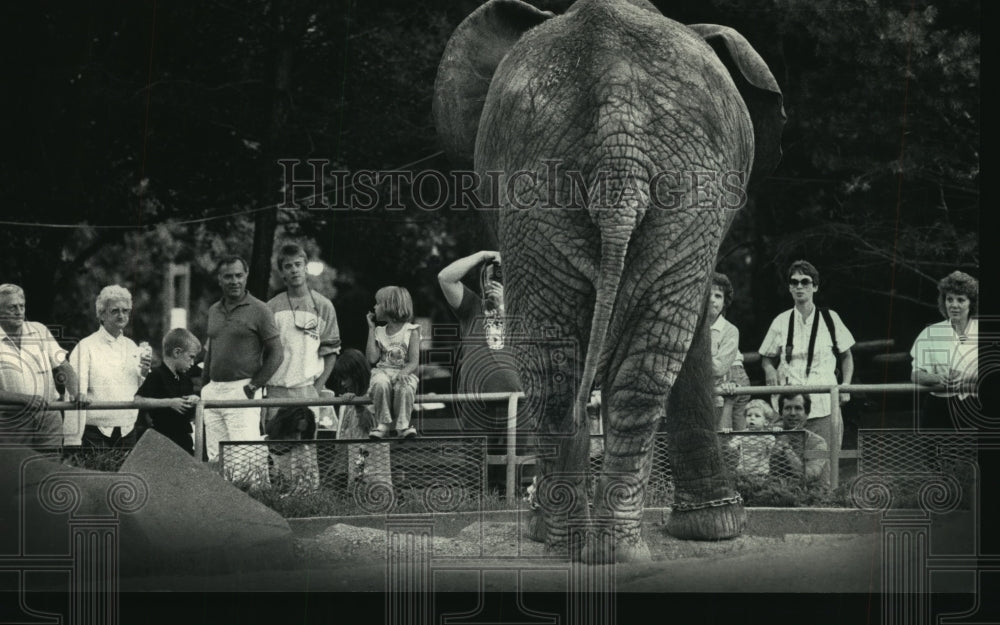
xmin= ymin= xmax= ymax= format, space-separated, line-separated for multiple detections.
xmin=0 ymin=283 xmax=84 ymax=447
xmin=265 ymin=243 xmax=341 ymax=425
xmin=758 ymin=260 xmax=854 ymax=453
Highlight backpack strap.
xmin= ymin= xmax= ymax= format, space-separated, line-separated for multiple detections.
xmin=787 ymin=307 xmax=841 ymax=378
xmin=819 ymin=307 xmax=839 ymax=355
xmin=784 ymin=311 xmax=795 ymax=365
xmin=805 ymin=309 xmax=821 ymax=377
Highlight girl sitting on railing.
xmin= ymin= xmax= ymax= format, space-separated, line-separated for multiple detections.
xmin=365 ymin=286 xmax=420 ymax=439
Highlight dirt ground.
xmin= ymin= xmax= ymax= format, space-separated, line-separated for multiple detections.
xmin=120 ymin=519 xmax=890 ymax=594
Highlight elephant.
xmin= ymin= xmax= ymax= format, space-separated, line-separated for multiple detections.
xmin=433 ymin=0 xmax=785 ymax=562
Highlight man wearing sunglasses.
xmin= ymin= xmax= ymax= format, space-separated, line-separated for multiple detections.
xmin=264 ymin=244 xmax=342 ymax=425
xmin=758 ymin=260 xmax=855 ymax=454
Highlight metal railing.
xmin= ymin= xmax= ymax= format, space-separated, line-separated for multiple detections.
xmin=30 ymin=381 xmax=954 ymax=501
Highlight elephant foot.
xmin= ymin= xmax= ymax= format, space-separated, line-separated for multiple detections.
xmin=579 ymin=525 xmax=651 ymax=564
xmin=666 ymin=498 xmax=746 ymax=540
xmin=526 ymin=508 xmax=547 ymax=543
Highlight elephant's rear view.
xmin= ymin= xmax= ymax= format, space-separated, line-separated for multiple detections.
xmin=434 ymin=0 xmax=784 ymax=562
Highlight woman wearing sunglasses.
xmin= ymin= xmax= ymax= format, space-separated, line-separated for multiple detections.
xmin=758 ymin=260 xmax=855 ymax=455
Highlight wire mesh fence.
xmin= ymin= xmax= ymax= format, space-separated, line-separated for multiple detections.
xmin=852 ymin=429 xmax=978 ymax=510
xmin=52 ymin=427 xmax=978 ymax=516
xmin=587 ymin=431 xmax=813 ymax=507
xmin=219 ymin=437 xmax=487 ymax=515
xmin=40 ymin=386 xmax=980 ymax=516
xmin=858 ymin=429 xmax=978 ymax=474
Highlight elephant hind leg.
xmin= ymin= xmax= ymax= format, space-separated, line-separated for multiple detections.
xmin=663 ymin=303 xmax=746 ymax=540
xmin=581 ymin=443 xmax=656 ymax=563
xmin=580 ymin=373 xmax=663 ymax=563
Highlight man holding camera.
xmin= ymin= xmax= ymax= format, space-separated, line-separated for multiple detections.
xmin=438 ymin=251 xmax=523 ymax=487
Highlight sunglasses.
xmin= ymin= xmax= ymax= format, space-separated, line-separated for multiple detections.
xmin=287 ymin=291 xmax=320 ymax=337
xmin=293 ymin=314 xmax=319 ymax=332
xmin=788 ymin=278 xmax=813 ymax=287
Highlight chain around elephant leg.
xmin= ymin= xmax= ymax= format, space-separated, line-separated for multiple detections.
xmin=666 ymin=496 xmax=746 ymax=540
xmin=665 ymin=428 xmax=747 ymax=539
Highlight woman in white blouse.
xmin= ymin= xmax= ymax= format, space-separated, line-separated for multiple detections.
xmin=65 ymin=285 xmax=151 ymax=448
xmin=910 ymin=271 xmax=978 ymax=429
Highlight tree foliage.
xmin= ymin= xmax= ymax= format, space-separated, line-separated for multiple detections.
xmin=1 ymin=0 xmax=978 ymax=363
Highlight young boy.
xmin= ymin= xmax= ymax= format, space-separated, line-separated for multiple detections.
xmin=134 ymin=328 xmax=202 ymax=455
xmin=735 ymin=399 xmax=779 ymax=477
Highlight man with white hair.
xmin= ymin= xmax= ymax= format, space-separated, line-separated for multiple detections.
xmin=0 ymin=283 xmax=85 ymax=447
xmin=66 ymin=285 xmax=152 ymax=448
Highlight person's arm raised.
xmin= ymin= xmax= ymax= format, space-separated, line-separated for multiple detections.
xmin=438 ymin=251 xmax=500 ymax=309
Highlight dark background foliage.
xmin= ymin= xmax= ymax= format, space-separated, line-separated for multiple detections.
xmin=0 ymin=0 xmax=979 ymax=377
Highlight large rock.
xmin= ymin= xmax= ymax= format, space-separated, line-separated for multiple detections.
xmin=117 ymin=430 xmax=295 ymax=576
xmin=0 ymin=446 xmax=107 ymax=557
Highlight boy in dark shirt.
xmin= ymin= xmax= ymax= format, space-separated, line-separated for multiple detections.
xmin=134 ymin=328 xmax=202 ymax=455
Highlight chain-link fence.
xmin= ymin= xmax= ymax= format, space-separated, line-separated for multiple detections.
xmin=587 ymin=431 xmax=813 ymax=507
xmin=219 ymin=437 xmax=487 ymax=515
xmin=852 ymin=429 xmax=977 ymax=510
xmin=44 ymin=385 xmax=979 ymax=516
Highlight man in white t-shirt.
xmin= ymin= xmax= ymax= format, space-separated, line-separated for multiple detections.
xmin=758 ymin=260 xmax=855 ymax=453
xmin=264 ymin=243 xmax=341 ymax=425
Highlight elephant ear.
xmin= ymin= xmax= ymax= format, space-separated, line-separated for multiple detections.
xmin=687 ymin=24 xmax=786 ymax=186
xmin=433 ymin=0 xmax=554 ymax=167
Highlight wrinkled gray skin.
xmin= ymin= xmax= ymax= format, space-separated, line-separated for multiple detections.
xmin=434 ymin=0 xmax=784 ymax=562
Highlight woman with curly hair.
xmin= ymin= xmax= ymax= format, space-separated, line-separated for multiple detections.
xmin=910 ymin=270 xmax=979 ymax=429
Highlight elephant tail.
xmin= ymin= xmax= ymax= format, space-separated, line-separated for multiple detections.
xmin=574 ymin=235 xmax=629 ymax=429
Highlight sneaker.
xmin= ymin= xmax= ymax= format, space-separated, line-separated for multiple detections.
xmin=368 ymin=424 xmax=390 ymax=439
xmin=399 ymin=427 xmax=418 ymax=439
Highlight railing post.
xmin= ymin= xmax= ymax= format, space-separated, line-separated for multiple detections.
xmin=720 ymin=396 xmax=734 ymax=431
xmin=829 ymin=387 xmax=840 ymax=489
xmin=194 ymin=401 xmax=205 ymax=462
xmin=506 ymin=393 xmax=519 ymax=503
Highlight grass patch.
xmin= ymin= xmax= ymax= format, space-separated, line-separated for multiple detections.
xmin=61 ymin=447 xmax=131 ymax=472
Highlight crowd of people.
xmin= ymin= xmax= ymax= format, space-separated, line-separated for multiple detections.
xmin=709 ymin=261 xmax=979 ymax=481
xmin=0 ymin=246 xmax=980 ymax=488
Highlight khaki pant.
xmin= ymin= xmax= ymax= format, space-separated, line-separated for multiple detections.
xmin=262 ymin=384 xmax=318 ymax=424
xmin=0 ymin=408 xmax=62 ymax=447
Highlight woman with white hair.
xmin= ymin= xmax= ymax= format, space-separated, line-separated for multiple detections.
xmin=65 ymin=285 xmax=151 ymax=448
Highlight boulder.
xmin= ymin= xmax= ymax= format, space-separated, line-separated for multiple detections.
xmin=117 ymin=430 xmax=295 ymax=576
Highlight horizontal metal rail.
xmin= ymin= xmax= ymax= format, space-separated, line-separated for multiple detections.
xmin=13 ymin=382 xmax=958 ymax=496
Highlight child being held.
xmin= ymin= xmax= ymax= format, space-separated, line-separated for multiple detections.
xmin=264 ymin=405 xmax=320 ymax=493
xmin=134 ymin=328 xmax=202 ymax=455
xmin=735 ymin=399 xmax=779 ymax=477
xmin=365 ymin=286 xmax=421 ymax=439
xmin=333 ymin=348 xmax=391 ymax=488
